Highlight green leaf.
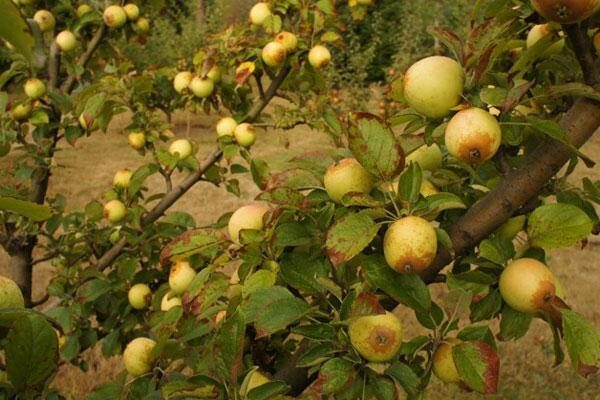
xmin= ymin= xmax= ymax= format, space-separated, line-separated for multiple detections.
xmin=386 ymin=361 xmax=422 ymax=398
xmin=528 ymin=204 xmax=593 ymax=248
xmin=370 ymin=375 xmax=397 ymax=400
xmin=326 ymin=212 xmax=379 ymax=267
xmin=0 ymin=196 xmax=52 ymax=221
xmin=242 ymin=270 xmax=277 ymax=297
xmin=318 ymin=358 xmax=355 ymax=394
xmin=479 ymin=237 xmax=515 ymax=265
xmin=291 ymin=323 xmax=337 ymax=341
xmin=279 ymin=253 xmax=331 ymax=295
xmin=470 ymin=289 xmax=502 ymax=322
xmin=423 ymin=193 xmax=466 ymax=214
xmin=452 ymin=341 xmax=499 ymax=394
xmin=398 ymin=162 xmax=422 ymax=204
xmin=216 ymin=311 xmax=245 ymax=384
xmin=0 ymin=0 xmax=34 ymax=62
xmin=561 ymin=309 xmax=600 ymax=374
xmin=242 ymin=287 xmax=309 ymax=336
xmin=499 ymin=305 xmax=532 ymax=341
xmin=248 ymin=381 xmax=290 ymax=400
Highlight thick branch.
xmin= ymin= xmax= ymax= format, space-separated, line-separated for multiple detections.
xmin=564 ymin=24 xmax=598 ymax=85
xmin=61 ymin=25 xmax=106 ymax=94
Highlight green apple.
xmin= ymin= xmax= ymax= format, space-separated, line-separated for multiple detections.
xmin=445 ymin=107 xmax=502 ymax=164
xmin=128 ymin=131 xmax=146 ymax=150
xmin=403 ymin=56 xmax=464 ymax=119
xmin=24 ymin=78 xmax=46 ymax=99
xmin=234 ymin=123 xmax=257 ymax=147
xmin=113 ymin=169 xmax=133 ymax=188
xmin=262 ymin=41 xmax=287 ymax=67
xmin=123 ymin=3 xmax=140 ymax=21
xmin=173 ymin=71 xmax=193 ymax=94
xmin=76 ymin=4 xmax=92 ymax=18
xmin=123 ymin=337 xmax=156 ymax=376
xmin=160 ymin=292 xmax=182 ymax=311
xmin=189 ymin=76 xmax=214 ymax=98
xmin=0 ymin=276 xmax=25 ymax=308
xmin=249 ymin=2 xmax=271 ymax=25
xmin=128 ymin=283 xmax=151 ymax=310
xmin=275 ymin=31 xmax=298 ymax=52
xmin=384 ymin=216 xmax=437 ymax=273
xmin=324 ymin=158 xmax=374 ymax=204
xmin=531 ymin=0 xmax=600 ymax=24
xmin=11 ymin=102 xmax=32 ymax=121
xmin=133 ymin=17 xmax=150 ymax=34
xmin=168 ymin=139 xmax=193 ymax=159
xmin=103 ymin=199 xmax=127 ymax=222
xmin=55 ymin=30 xmax=78 ymax=52
xmin=33 ymin=10 xmax=55 ymax=32
xmin=405 ymin=143 xmax=443 ymax=172
xmin=433 ymin=338 xmax=461 ymax=383
xmin=216 ymin=117 xmax=238 ymax=137
xmin=308 ymin=45 xmax=331 ymax=68
xmin=169 ymin=260 xmax=196 ymax=295
xmin=103 ymin=5 xmax=127 ymax=28
xmin=228 ymin=204 xmax=269 ymax=243
xmin=207 ymin=65 xmax=221 ymax=82
xmin=348 ymin=312 xmax=403 ymax=362
xmin=499 ymin=258 xmax=557 ymax=313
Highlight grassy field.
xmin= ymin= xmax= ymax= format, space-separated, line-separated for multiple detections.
xmin=1 ymin=109 xmax=599 ymax=399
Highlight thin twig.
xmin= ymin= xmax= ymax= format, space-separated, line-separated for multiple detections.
xmin=61 ymin=25 xmax=106 ymax=94
xmin=564 ymin=23 xmax=598 ymax=86
xmin=255 ymin=74 xmax=266 ymax=100
xmin=31 ymin=294 xmax=49 ymax=307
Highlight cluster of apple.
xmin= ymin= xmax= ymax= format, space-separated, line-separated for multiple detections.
xmin=173 ymin=64 xmax=221 ymax=99
xmin=102 ymin=3 xmax=149 ymax=34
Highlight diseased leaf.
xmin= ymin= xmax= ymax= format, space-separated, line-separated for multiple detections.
xmin=318 ymin=358 xmax=355 ymax=394
xmin=216 ymin=311 xmax=245 ymax=384
xmin=242 ymin=287 xmax=309 ymax=336
xmin=528 ymin=204 xmax=593 ymax=248
xmin=453 ymin=341 xmax=499 ymax=394
xmin=561 ymin=309 xmax=600 ymax=376
xmin=386 ymin=361 xmax=422 ymax=398
xmin=326 ymin=212 xmax=379 ymax=267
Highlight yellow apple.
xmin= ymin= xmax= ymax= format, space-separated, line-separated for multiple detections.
xmin=348 ymin=312 xmax=403 ymax=362
xmin=499 ymin=258 xmax=557 ymax=313
xmin=133 ymin=17 xmax=150 ymax=34
xmin=216 ymin=117 xmax=238 ymax=137
xmin=228 ymin=204 xmax=269 ymax=243
xmin=433 ymin=338 xmax=462 ymax=383
xmin=406 ymin=143 xmax=443 ymax=172
xmin=0 ymin=276 xmax=25 ymax=308
xmin=128 ymin=131 xmax=146 ymax=150
xmin=168 ymin=139 xmax=193 ymax=159
xmin=173 ymin=71 xmax=193 ymax=94
xmin=55 ymin=30 xmax=78 ymax=52
xmin=128 ymin=283 xmax=151 ymax=310
xmin=113 ymin=169 xmax=133 ymax=188
xmin=123 ymin=337 xmax=156 ymax=376
xmin=189 ymin=76 xmax=214 ymax=98
xmin=262 ymin=41 xmax=287 ymax=67
xmin=207 ymin=65 xmax=222 ymax=82
xmin=103 ymin=5 xmax=127 ymax=28
xmin=76 ymin=4 xmax=93 ymax=18
xmin=160 ymin=292 xmax=182 ymax=311
xmin=384 ymin=216 xmax=437 ymax=273
xmin=169 ymin=260 xmax=196 ymax=295
xmin=275 ymin=31 xmax=298 ymax=52
xmin=445 ymin=107 xmax=502 ymax=164
xmin=234 ymin=123 xmax=257 ymax=147
xmin=123 ymin=3 xmax=140 ymax=21
xmin=33 ymin=10 xmax=55 ymax=32
xmin=103 ymin=199 xmax=127 ymax=222
xmin=308 ymin=45 xmax=331 ymax=68
xmin=531 ymin=0 xmax=600 ymax=24
xmin=249 ymin=2 xmax=271 ymax=25
xmin=324 ymin=158 xmax=374 ymax=204
xmin=11 ymin=103 xmax=32 ymax=121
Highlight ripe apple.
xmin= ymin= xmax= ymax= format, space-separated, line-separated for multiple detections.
xmin=234 ymin=123 xmax=257 ymax=147
xmin=133 ymin=17 xmax=150 ymax=34
xmin=531 ymin=0 xmax=600 ymax=24
xmin=123 ymin=3 xmax=140 ymax=21
xmin=33 ymin=10 xmax=55 ymax=32
xmin=113 ymin=169 xmax=133 ymax=188
xmin=104 ymin=199 xmax=127 ymax=222
xmin=216 ymin=117 xmax=238 ymax=137
xmin=169 ymin=260 xmax=196 ymax=295
xmin=24 ymin=78 xmax=46 ymax=99
xmin=405 ymin=143 xmax=443 ymax=172
xmin=308 ymin=45 xmax=332 ymax=69
xmin=161 ymin=292 xmax=182 ymax=311
xmin=128 ymin=283 xmax=151 ymax=310
xmin=526 ymin=24 xmax=565 ymax=55
xmin=348 ymin=312 xmax=403 ymax=362
xmin=11 ymin=103 xmax=32 ymax=121
xmin=275 ymin=31 xmax=298 ymax=52
xmin=103 ymin=5 xmax=127 ymax=28
xmin=384 ymin=216 xmax=437 ymax=273
xmin=76 ymin=4 xmax=92 ymax=18
xmin=55 ymin=30 xmax=78 ymax=52
xmin=0 ymin=276 xmax=25 ymax=308
xmin=403 ymin=56 xmax=464 ymax=119
xmin=433 ymin=338 xmax=461 ymax=383
xmin=249 ymin=2 xmax=271 ymax=25
xmin=207 ymin=65 xmax=221 ymax=82
xmin=324 ymin=158 xmax=374 ymax=204
xmin=262 ymin=41 xmax=287 ymax=67
xmin=189 ymin=76 xmax=214 ymax=98
xmin=123 ymin=337 xmax=156 ymax=376
xmin=499 ymin=258 xmax=557 ymax=313
xmin=173 ymin=71 xmax=193 ymax=94
xmin=228 ymin=204 xmax=269 ymax=243
xmin=169 ymin=139 xmax=193 ymax=159
xmin=445 ymin=107 xmax=502 ymax=164
xmin=128 ymin=131 xmax=146 ymax=150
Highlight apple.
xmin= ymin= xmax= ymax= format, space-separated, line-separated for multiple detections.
xmin=207 ymin=65 xmax=221 ymax=82
xmin=445 ymin=107 xmax=502 ymax=164
xmin=55 ymin=30 xmax=78 ymax=52
xmin=526 ymin=24 xmax=565 ymax=55
xmin=128 ymin=283 xmax=151 ymax=310
xmin=160 ymin=292 xmax=182 ymax=311
xmin=79 ymin=113 xmax=97 ymax=131
xmin=275 ymin=31 xmax=298 ymax=52
xmin=384 ymin=216 xmax=437 ymax=273
xmin=499 ymin=258 xmax=557 ymax=313
xmin=11 ymin=103 xmax=32 ymax=121
xmin=123 ymin=3 xmax=140 ymax=21
xmin=128 ymin=131 xmax=146 ymax=150
xmin=405 ymin=143 xmax=443 ymax=171
xmin=189 ymin=76 xmax=214 ymax=98
xmin=234 ymin=123 xmax=257 ymax=147
xmin=531 ymin=0 xmax=600 ymax=24
xmin=103 ymin=5 xmax=127 ymax=28
xmin=348 ymin=312 xmax=403 ymax=362
xmin=403 ymin=56 xmax=464 ymax=119
xmin=169 ymin=260 xmax=196 ymax=295
xmin=0 ymin=276 xmax=25 ymax=308
xmin=420 ymin=179 xmax=439 ymax=197
xmin=123 ymin=337 xmax=156 ymax=376
xmin=133 ymin=17 xmax=150 ymax=34
xmin=169 ymin=139 xmax=193 ymax=159
xmin=433 ymin=338 xmax=461 ymax=383
xmin=173 ymin=71 xmax=193 ymax=94
xmin=24 ymin=78 xmax=46 ymax=99
xmin=76 ymin=4 xmax=92 ymax=18
xmin=249 ymin=2 xmax=271 ymax=25
xmin=216 ymin=117 xmax=238 ymax=137
xmin=308 ymin=45 xmax=331 ymax=69
xmin=215 ymin=310 xmax=227 ymax=324
xmin=324 ymin=158 xmax=374 ymax=204
xmin=228 ymin=204 xmax=269 ymax=243
xmin=113 ymin=169 xmax=133 ymax=188
xmin=104 ymin=200 xmax=127 ymax=222
xmin=33 ymin=10 xmax=55 ymax=32
xmin=262 ymin=41 xmax=287 ymax=67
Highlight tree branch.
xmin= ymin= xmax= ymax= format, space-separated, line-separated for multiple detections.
xmin=61 ymin=25 xmax=106 ymax=94
xmin=564 ymin=23 xmax=598 ymax=86
xmin=48 ymin=43 xmax=59 ymax=90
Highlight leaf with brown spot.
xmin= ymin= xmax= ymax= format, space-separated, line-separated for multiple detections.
xmin=452 ymin=340 xmax=499 ymax=394
xmin=235 ymin=61 xmax=255 ymax=86
xmin=348 ymin=291 xmax=385 ymax=318
xmin=325 ymin=212 xmax=379 ymax=267
xmin=160 ymin=228 xmax=228 ymax=267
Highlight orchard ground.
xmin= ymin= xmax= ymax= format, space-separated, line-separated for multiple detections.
xmin=1 ymin=100 xmax=599 ymax=398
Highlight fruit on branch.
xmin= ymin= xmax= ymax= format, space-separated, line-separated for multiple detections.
xmin=103 ymin=5 xmax=127 ymax=28
xmin=216 ymin=117 xmax=238 ymax=137
xmin=113 ymin=169 xmax=133 ymax=188
xmin=123 ymin=3 xmax=140 ymax=21
xmin=531 ymin=0 xmax=600 ymax=24
xmin=189 ymin=76 xmax=214 ymax=98
xmin=24 ymin=78 xmax=46 ymax=99
xmin=234 ymin=123 xmax=257 ymax=148
xmin=228 ymin=204 xmax=269 ymax=243
xmin=262 ymin=41 xmax=287 ymax=67
xmin=169 ymin=260 xmax=196 ymax=295
xmin=76 ymin=4 xmax=92 ymax=18
xmin=133 ymin=17 xmax=150 ymax=34
xmin=324 ymin=158 xmax=374 ymax=204
xmin=33 ymin=10 xmax=55 ymax=32
xmin=169 ymin=139 xmax=193 ymax=159
xmin=123 ymin=337 xmax=156 ymax=376
xmin=128 ymin=283 xmax=151 ymax=310
xmin=499 ymin=258 xmax=557 ymax=313
xmin=308 ymin=45 xmax=332 ymax=68
xmin=384 ymin=216 xmax=437 ymax=273
xmin=403 ymin=56 xmax=464 ymax=119
xmin=55 ymin=30 xmax=77 ymax=52
xmin=0 ymin=276 xmax=25 ymax=308
xmin=128 ymin=131 xmax=146 ymax=150
xmin=526 ymin=24 xmax=565 ymax=55
xmin=275 ymin=31 xmax=298 ymax=52
xmin=348 ymin=312 xmax=403 ymax=362
xmin=249 ymin=2 xmax=271 ymax=25
xmin=405 ymin=143 xmax=443 ymax=171
xmin=79 ymin=113 xmax=97 ymax=131
xmin=104 ymin=199 xmax=127 ymax=222
xmin=207 ymin=65 xmax=222 ymax=82
xmin=161 ymin=292 xmax=182 ymax=311
xmin=173 ymin=71 xmax=193 ymax=94
xmin=11 ymin=103 xmax=32 ymax=121
xmin=445 ymin=107 xmax=502 ymax=164
xmin=433 ymin=338 xmax=461 ymax=383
